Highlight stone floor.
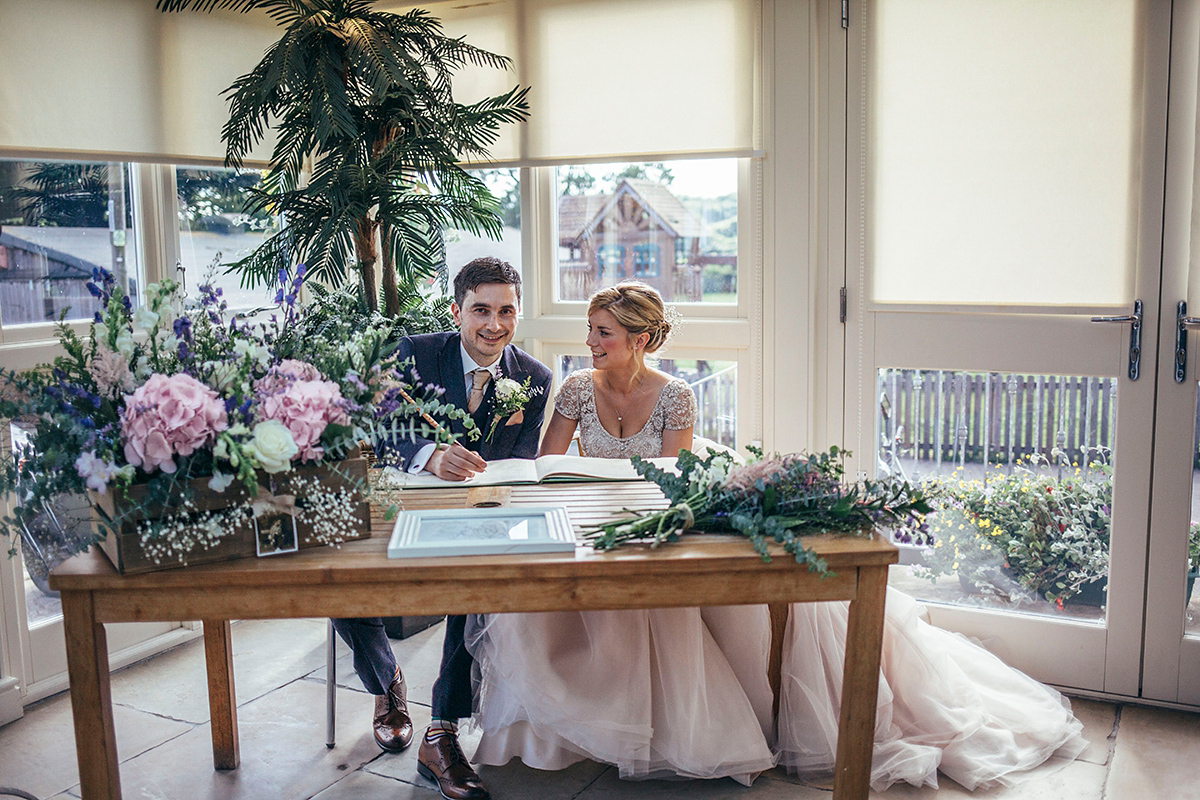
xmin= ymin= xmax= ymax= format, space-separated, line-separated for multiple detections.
xmin=2 ymin=618 xmax=1200 ymax=800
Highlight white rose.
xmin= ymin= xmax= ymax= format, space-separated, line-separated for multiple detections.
xmin=494 ymin=377 xmax=521 ymax=400
xmin=248 ymin=420 xmax=298 ymax=474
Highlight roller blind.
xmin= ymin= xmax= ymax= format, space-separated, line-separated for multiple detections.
xmin=869 ymin=0 xmax=1142 ymax=308
xmin=420 ymin=0 xmax=761 ymax=165
xmin=0 ymin=0 xmax=278 ymax=164
xmin=1 ymin=0 xmax=758 ymax=166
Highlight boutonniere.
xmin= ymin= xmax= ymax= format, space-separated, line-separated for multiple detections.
xmin=487 ymin=373 xmax=542 ymax=442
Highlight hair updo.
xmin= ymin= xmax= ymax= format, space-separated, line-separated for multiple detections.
xmin=587 ymin=281 xmax=678 ymax=354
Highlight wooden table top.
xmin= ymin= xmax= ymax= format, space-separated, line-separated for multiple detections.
xmin=50 ymin=482 xmax=898 ymax=592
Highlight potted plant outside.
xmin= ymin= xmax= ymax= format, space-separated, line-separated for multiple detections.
xmin=913 ymin=457 xmax=1112 ymax=607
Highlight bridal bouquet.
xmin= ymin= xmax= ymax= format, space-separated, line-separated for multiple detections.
xmin=585 ymin=447 xmax=931 ymax=575
xmin=0 ymin=266 xmax=466 ymax=565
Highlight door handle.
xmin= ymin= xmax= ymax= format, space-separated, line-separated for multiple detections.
xmin=1091 ymin=299 xmax=1142 ymax=380
xmin=1175 ymin=301 xmax=1200 ymax=382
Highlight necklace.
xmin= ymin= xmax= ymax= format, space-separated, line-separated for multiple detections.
xmin=602 ymin=375 xmax=645 ymax=423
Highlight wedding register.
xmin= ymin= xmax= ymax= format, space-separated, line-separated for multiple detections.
xmin=379 ymin=453 xmax=679 ymax=488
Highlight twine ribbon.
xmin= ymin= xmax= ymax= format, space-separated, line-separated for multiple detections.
xmin=251 ymin=487 xmax=298 ymax=518
xmin=674 ymin=502 xmax=695 ymax=530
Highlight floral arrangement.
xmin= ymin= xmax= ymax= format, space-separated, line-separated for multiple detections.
xmin=585 ymin=446 xmax=931 ymax=575
xmin=0 ymin=266 xmax=468 ymax=567
xmin=487 ymin=373 xmax=542 ymax=442
xmin=911 ymin=456 xmax=1113 ymax=605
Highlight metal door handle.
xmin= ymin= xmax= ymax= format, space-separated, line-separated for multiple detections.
xmin=1091 ymin=300 xmax=1142 ymax=380
xmin=1175 ymin=301 xmax=1200 ymax=382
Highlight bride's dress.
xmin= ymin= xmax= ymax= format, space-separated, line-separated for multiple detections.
xmin=465 ymin=369 xmax=1087 ymax=790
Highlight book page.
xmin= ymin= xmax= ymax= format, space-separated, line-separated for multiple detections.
xmin=532 ymin=454 xmax=679 ymax=482
xmin=378 ymin=459 xmax=539 ymax=488
xmin=376 ymin=455 xmax=679 ymax=488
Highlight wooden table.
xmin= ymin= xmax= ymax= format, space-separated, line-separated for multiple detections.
xmin=49 ymin=482 xmax=896 ymax=800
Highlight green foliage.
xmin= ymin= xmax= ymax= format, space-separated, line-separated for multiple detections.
xmin=158 ymin=1 xmax=530 ymax=317
xmin=585 ymin=446 xmax=931 ymax=576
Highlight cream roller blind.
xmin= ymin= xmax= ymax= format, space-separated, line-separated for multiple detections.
xmin=420 ymin=0 xmax=761 ymax=165
xmin=0 ymin=0 xmax=278 ymax=164
xmin=869 ymin=0 xmax=1141 ymax=308
xmin=2 ymin=0 xmax=758 ymax=166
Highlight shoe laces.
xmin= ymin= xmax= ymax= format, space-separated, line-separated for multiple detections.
xmin=429 ymin=730 xmax=468 ymax=766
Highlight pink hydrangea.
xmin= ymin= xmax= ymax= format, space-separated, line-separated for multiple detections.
xmin=257 ymin=376 xmax=348 ymax=463
xmin=255 ymin=359 xmax=323 ymax=396
xmin=122 ymin=373 xmax=229 ymax=474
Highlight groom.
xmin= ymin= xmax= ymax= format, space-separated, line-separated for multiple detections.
xmin=333 ymin=257 xmax=552 ymax=800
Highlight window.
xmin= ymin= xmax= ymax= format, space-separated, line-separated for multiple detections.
xmin=0 ymin=159 xmax=140 ymax=327
xmin=176 ymin=166 xmax=280 ymax=312
xmin=633 ymin=244 xmax=660 ymax=278
xmin=558 ymin=355 xmax=737 ymax=450
xmin=444 ymin=168 xmax=523 ymax=294
xmin=554 ymin=159 xmax=738 ymax=305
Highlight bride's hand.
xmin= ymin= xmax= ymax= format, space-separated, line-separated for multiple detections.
xmin=427 ymin=442 xmax=487 ymax=481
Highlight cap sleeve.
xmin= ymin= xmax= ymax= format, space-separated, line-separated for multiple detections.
xmin=663 ymin=378 xmax=698 ymax=430
xmin=554 ymin=370 xmax=589 ymax=421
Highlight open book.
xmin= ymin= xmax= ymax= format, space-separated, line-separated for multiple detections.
xmin=379 ymin=454 xmax=679 ymax=488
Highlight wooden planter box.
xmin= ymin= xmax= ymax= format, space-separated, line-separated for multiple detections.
xmin=92 ymin=457 xmax=372 ymax=575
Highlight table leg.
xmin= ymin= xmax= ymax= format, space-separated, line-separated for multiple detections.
xmin=203 ymin=619 xmax=240 ymax=770
xmin=832 ymin=565 xmax=889 ymax=800
xmin=767 ymin=602 xmax=789 ymax=720
xmin=62 ymin=590 xmax=121 ymax=800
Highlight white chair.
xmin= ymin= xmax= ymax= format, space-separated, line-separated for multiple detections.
xmin=690 ymin=435 xmax=745 ymax=464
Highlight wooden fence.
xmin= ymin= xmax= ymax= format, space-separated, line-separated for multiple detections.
xmin=877 ymin=369 xmax=1121 ymax=470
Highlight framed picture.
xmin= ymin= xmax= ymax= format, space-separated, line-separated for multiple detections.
xmin=387 ymin=506 xmax=575 ymax=559
xmin=255 ymin=512 xmax=299 ymax=557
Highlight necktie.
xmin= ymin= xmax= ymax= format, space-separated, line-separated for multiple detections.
xmin=467 ymin=369 xmax=491 ymax=413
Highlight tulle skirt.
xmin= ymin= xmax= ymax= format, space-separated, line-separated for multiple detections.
xmin=466 ymin=590 xmax=1088 ymax=792
xmin=775 ymin=589 xmax=1088 ymax=791
xmin=464 ymin=606 xmax=777 ymax=785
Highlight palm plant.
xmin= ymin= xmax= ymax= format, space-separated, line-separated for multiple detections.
xmin=3 ymin=162 xmax=112 ymax=227
xmin=157 ymin=0 xmax=529 ymax=316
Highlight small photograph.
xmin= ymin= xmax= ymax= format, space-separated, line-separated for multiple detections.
xmin=255 ymin=512 xmax=299 ymax=557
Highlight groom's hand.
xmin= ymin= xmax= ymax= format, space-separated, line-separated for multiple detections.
xmin=426 ymin=442 xmax=487 ymax=481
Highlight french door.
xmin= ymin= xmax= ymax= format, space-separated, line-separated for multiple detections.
xmin=844 ymin=0 xmax=1200 ymax=700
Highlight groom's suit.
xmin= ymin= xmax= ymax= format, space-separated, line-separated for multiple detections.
xmin=334 ymin=331 xmax=552 ymax=720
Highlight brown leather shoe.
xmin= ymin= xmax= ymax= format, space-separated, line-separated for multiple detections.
xmin=417 ymin=729 xmax=490 ymax=800
xmin=372 ymin=673 xmax=414 ymax=753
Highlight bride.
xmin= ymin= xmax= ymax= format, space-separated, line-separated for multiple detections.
xmin=465 ymin=281 xmax=1087 ymax=791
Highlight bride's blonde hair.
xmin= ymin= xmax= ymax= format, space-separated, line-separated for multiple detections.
xmin=587 ymin=282 xmax=678 ymax=354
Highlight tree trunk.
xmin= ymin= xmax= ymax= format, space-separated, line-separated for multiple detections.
xmin=373 ymin=127 xmax=401 ymax=318
xmin=354 ymin=216 xmax=378 ymax=312
xmin=379 ymin=219 xmax=400 ymax=318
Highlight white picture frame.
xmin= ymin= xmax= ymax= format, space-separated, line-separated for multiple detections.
xmin=387 ymin=506 xmax=575 ymax=559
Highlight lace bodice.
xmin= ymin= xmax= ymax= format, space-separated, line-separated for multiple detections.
xmin=554 ymin=369 xmax=697 ymax=459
